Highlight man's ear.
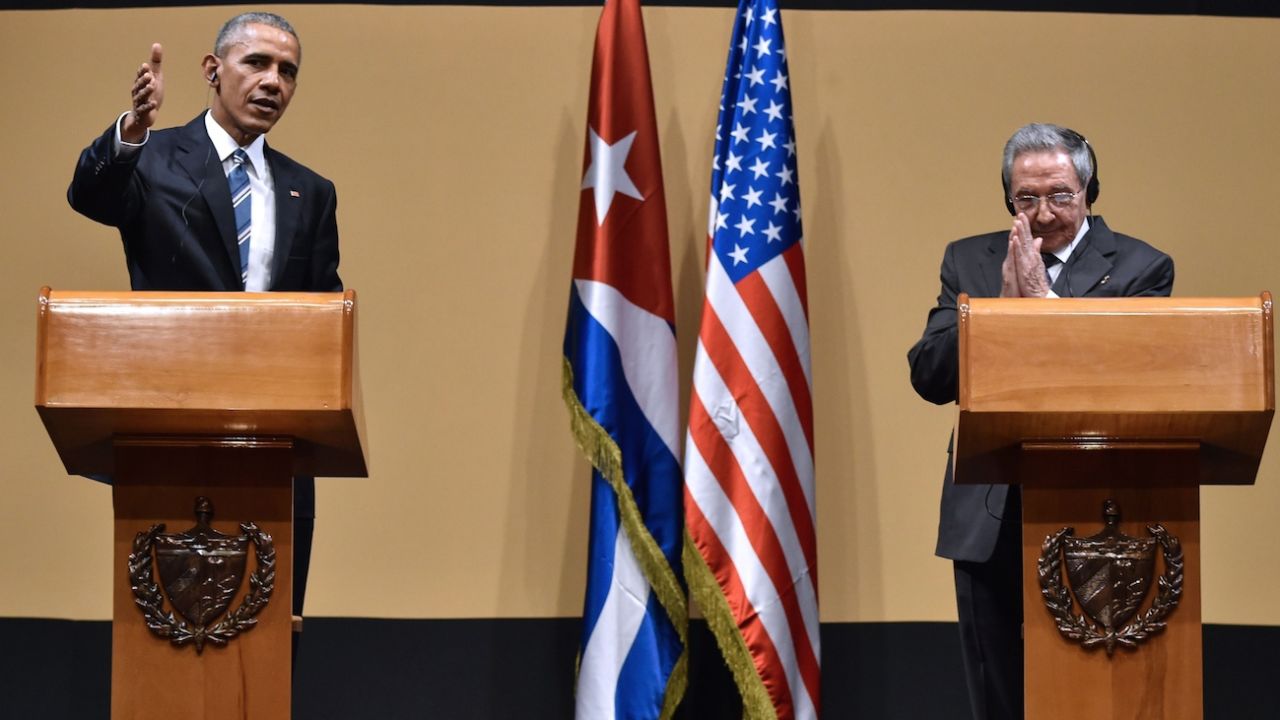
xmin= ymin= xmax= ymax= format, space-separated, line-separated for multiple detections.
xmin=201 ymin=55 xmax=220 ymax=86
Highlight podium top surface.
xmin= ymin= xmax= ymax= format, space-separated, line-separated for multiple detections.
xmin=35 ymin=288 xmax=367 ymax=477
xmin=958 ymin=294 xmax=1274 ymax=413
xmin=954 ymin=294 xmax=1275 ymax=486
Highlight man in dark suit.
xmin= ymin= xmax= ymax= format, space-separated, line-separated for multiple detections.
xmin=907 ymin=123 xmax=1174 ymax=720
xmin=67 ymin=11 xmax=339 ymax=646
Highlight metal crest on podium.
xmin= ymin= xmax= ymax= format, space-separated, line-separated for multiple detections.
xmin=127 ymin=497 xmax=276 ymax=653
xmin=1037 ymin=500 xmax=1184 ymax=654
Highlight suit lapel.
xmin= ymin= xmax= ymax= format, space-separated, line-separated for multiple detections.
xmin=175 ymin=116 xmax=241 ymax=288
xmin=1054 ymin=216 xmax=1117 ymax=297
xmin=267 ymin=147 xmax=300 ymax=290
xmin=979 ymin=233 xmax=1006 ymax=297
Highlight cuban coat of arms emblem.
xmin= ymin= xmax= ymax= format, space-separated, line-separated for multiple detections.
xmin=127 ymin=496 xmax=275 ymax=653
xmin=1037 ymin=499 xmax=1184 ymax=654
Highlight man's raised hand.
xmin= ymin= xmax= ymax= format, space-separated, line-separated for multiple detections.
xmin=999 ymin=235 xmax=1021 ymax=297
xmin=1008 ymin=213 xmax=1052 ymax=297
xmin=123 ymin=44 xmax=164 ymax=142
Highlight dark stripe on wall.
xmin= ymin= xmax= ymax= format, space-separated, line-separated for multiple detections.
xmin=0 ymin=1 xmax=1278 ymax=17
xmin=0 ymin=619 xmax=111 ymax=719
xmin=1 ymin=617 xmax=1276 ymax=718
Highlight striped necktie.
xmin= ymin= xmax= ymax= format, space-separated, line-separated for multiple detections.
xmin=229 ymin=149 xmax=252 ymax=289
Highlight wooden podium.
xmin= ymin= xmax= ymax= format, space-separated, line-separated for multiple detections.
xmin=34 ymin=288 xmax=367 ymax=719
xmin=953 ymin=293 xmax=1273 ymax=719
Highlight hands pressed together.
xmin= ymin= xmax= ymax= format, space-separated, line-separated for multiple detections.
xmin=1000 ymin=212 xmax=1052 ymax=298
xmin=121 ymin=44 xmax=164 ymax=143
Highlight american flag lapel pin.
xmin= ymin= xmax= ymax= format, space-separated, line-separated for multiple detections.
xmin=290 ymin=190 xmax=301 ymax=198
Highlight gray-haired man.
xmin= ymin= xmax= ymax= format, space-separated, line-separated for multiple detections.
xmin=907 ymin=123 xmax=1174 ymax=719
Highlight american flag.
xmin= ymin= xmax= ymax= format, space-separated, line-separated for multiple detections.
xmin=562 ymin=0 xmax=687 ymax=717
xmin=683 ymin=1 xmax=819 ymax=718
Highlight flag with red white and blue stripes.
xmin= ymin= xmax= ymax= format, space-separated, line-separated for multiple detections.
xmin=562 ymin=0 xmax=687 ymax=717
xmin=683 ymin=1 xmax=820 ymax=718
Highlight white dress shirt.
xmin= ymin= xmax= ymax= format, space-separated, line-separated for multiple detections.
xmin=204 ymin=111 xmax=276 ymax=291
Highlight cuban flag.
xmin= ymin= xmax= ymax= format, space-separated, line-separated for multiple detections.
xmin=562 ymin=0 xmax=687 ymax=717
xmin=682 ymin=1 xmax=820 ymax=718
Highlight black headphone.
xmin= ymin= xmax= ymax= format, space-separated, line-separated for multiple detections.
xmin=1003 ymin=127 xmax=1100 ymax=215
xmin=208 ymin=70 xmax=218 ymax=84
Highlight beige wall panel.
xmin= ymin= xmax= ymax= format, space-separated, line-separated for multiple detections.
xmin=0 ymin=7 xmax=1276 ymax=624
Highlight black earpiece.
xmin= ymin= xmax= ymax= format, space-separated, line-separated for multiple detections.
xmin=1066 ymin=128 xmax=1101 ymax=206
xmin=208 ymin=70 xmax=218 ymax=84
xmin=1002 ymin=127 xmax=1100 ymax=215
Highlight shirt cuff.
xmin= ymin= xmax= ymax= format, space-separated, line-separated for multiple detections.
xmin=112 ymin=111 xmax=149 ymax=159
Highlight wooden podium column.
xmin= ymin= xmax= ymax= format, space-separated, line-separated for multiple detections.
xmin=1019 ymin=452 xmax=1204 ymax=719
xmin=112 ymin=439 xmax=294 ymax=719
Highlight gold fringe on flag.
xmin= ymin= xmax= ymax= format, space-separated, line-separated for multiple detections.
xmin=562 ymin=357 xmax=688 ymax=718
xmin=683 ymin=530 xmax=777 ymax=720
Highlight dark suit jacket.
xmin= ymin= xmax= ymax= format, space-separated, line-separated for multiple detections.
xmin=68 ymin=113 xmax=341 ymax=294
xmin=67 ymin=112 xmax=343 ymax=517
xmin=907 ymin=216 xmax=1174 ymax=562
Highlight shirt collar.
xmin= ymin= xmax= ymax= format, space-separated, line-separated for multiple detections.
xmin=1046 ymin=216 xmax=1090 ymax=265
xmin=204 ymin=110 xmax=267 ymax=175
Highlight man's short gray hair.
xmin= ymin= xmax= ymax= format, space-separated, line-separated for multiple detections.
xmin=214 ymin=12 xmax=300 ymax=62
xmin=1001 ymin=123 xmax=1093 ymax=194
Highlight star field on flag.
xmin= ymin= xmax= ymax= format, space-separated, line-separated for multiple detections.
xmin=708 ymin=2 xmax=803 ymax=286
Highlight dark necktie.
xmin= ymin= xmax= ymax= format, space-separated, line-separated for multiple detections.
xmin=1041 ymin=252 xmax=1061 ymax=286
xmin=229 ymin=149 xmax=252 ymax=289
